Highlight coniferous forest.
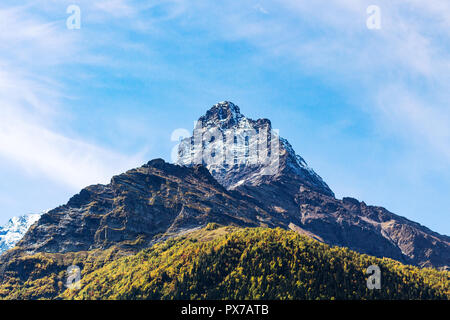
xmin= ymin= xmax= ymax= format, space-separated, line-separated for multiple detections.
xmin=1 ymin=225 xmax=448 ymax=300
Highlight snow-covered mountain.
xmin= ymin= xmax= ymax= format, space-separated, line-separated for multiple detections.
xmin=177 ymin=101 xmax=334 ymax=195
xmin=0 ymin=214 xmax=41 ymax=254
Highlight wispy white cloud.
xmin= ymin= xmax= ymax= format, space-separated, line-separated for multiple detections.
xmin=254 ymin=4 xmax=269 ymax=15
xmin=0 ymin=107 xmax=143 ymax=188
xmin=94 ymin=0 xmax=137 ymax=17
xmin=0 ymin=4 xmax=145 ymax=189
xmin=375 ymin=85 xmax=450 ymax=163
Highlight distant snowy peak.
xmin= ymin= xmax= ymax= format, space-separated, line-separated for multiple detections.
xmin=0 ymin=213 xmax=41 ymax=254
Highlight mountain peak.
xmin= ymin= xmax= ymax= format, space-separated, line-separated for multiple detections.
xmin=210 ymin=101 xmax=242 ymax=119
xmin=178 ymin=102 xmax=334 ymax=196
xmin=198 ymin=101 xmax=244 ymax=129
xmin=145 ymin=158 xmax=167 ymax=168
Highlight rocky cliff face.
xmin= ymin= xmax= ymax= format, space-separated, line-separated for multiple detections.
xmin=1 ymin=101 xmax=449 ymax=270
xmin=13 ymin=159 xmax=279 ymax=255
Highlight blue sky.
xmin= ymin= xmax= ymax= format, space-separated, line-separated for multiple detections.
xmin=0 ymin=0 xmax=449 ymax=235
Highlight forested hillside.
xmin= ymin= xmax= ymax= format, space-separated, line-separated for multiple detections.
xmin=63 ymin=225 xmax=449 ymax=300
xmin=1 ymin=225 xmax=448 ymax=300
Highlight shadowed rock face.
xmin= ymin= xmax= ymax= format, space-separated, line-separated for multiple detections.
xmin=2 ymin=102 xmax=449 ymax=270
xmin=13 ymin=159 xmax=278 ymax=255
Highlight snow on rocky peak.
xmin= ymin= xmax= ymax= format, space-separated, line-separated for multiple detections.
xmin=0 ymin=213 xmax=41 ymax=254
xmin=177 ymin=101 xmax=334 ymax=196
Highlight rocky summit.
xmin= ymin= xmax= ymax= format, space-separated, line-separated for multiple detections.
xmin=1 ymin=102 xmax=449 ymax=271
xmin=178 ymin=101 xmax=334 ymax=196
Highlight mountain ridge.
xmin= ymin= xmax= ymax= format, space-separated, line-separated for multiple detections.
xmin=10 ymin=159 xmax=273 ymax=256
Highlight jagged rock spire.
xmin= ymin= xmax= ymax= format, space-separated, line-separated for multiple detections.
xmin=178 ymin=101 xmax=334 ymax=196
